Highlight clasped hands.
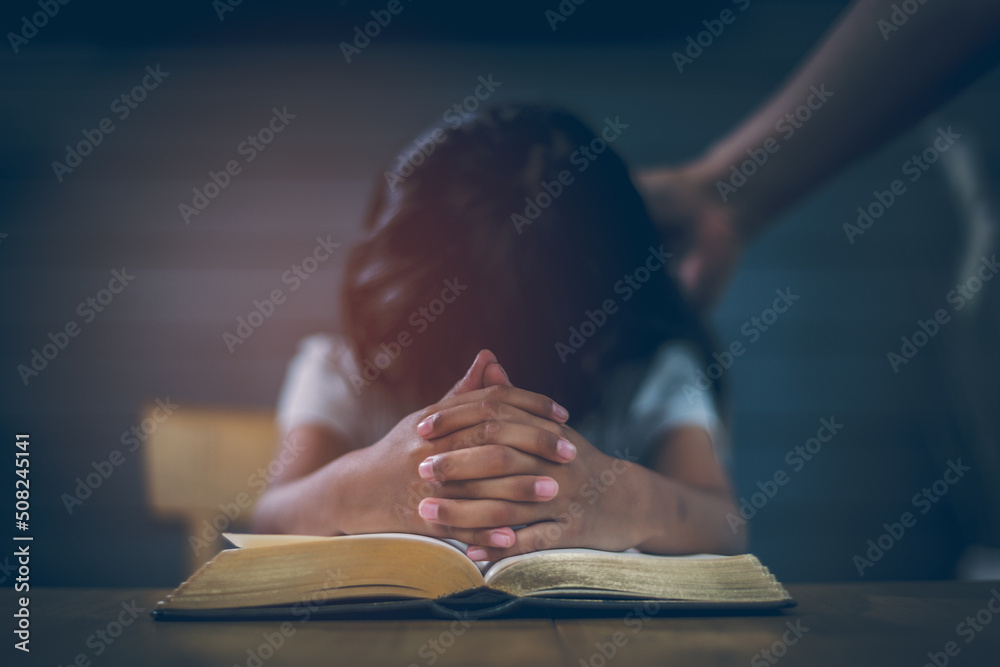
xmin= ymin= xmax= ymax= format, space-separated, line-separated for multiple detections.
xmin=353 ymin=350 xmax=641 ymax=561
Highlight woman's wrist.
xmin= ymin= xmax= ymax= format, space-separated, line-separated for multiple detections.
xmin=632 ymin=470 xmax=696 ymax=554
xmin=630 ymin=469 xmax=747 ymax=555
xmin=596 ymin=456 xmax=664 ymax=551
xmin=257 ymin=463 xmax=347 ymax=536
xmin=317 ymin=446 xmax=375 ymax=536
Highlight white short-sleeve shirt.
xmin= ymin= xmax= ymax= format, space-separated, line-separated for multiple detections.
xmin=277 ymin=334 xmax=727 ymax=466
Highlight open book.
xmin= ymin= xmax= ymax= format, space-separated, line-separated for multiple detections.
xmin=153 ymin=533 xmax=794 ymax=620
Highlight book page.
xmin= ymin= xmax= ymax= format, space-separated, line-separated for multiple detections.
xmin=223 ymin=533 xmax=335 ymax=549
xmin=223 ymin=532 xmax=472 ymax=557
xmin=482 ymin=550 xmax=790 ymax=603
xmin=483 ymin=548 xmax=725 ymax=582
xmin=161 ymin=533 xmax=487 ymax=610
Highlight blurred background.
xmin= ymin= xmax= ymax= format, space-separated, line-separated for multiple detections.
xmin=1 ymin=0 xmax=998 ymax=587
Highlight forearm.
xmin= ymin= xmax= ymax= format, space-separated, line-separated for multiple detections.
xmin=692 ymin=0 xmax=1000 ymax=240
xmin=252 ymin=447 xmax=369 ymax=536
xmin=621 ymin=462 xmax=746 ymax=555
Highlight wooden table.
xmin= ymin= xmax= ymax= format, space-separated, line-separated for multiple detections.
xmin=6 ymin=582 xmax=1000 ymax=666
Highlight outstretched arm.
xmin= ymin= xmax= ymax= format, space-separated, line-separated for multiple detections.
xmin=640 ymin=0 xmax=1000 ymax=307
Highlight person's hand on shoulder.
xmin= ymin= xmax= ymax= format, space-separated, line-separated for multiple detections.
xmin=635 ymin=165 xmax=743 ymax=310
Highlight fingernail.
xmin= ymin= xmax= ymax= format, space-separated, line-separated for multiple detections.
xmin=416 ymin=416 xmax=434 ymax=437
xmin=556 ymin=439 xmax=576 ymax=461
xmin=535 ymin=478 xmax=558 ymax=498
xmin=497 ymin=364 xmax=510 ymax=382
xmin=552 ymin=403 xmax=569 ymax=422
xmin=418 ymin=458 xmax=436 ymax=481
xmin=491 ymin=531 xmax=513 ymax=548
xmin=418 ymin=499 xmax=438 ymax=521
xmin=467 ymin=547 xmax=489 ymax=560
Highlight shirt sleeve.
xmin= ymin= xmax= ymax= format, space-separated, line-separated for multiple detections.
xmin=627 ymin=344 xmax=730 ymax=467
xmin=276 ymin=334 xmax=368 ymax=448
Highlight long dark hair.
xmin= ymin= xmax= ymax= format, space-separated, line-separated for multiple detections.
xmin=342 ymin=104 xmax=715 ymax=418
